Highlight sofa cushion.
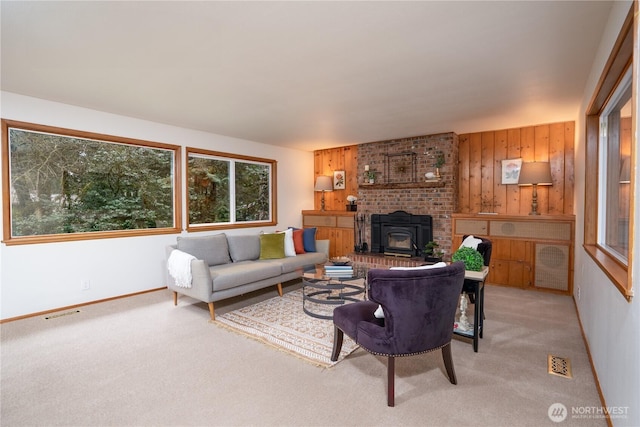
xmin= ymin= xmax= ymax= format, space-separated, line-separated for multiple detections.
xmin=292 ymin=229 xmax=306 ymax=254
xmin=227 ymin=234 xmax=260 ymax=262
xmin=272 ymin=251 xmax=328 ymax=273
xmin=278 ymin=228 xmax=296 ymax=257
xmin=210 ymin=261 xmax=282 ymax=292
xmin=290 ymin=227 xmax=317 ymax=252
xmin=259 ymin=233 xmax=286 ymax=259
xmin=177 ymin=233 xmax=231 ymax=266
xmin=302 ymin=227 xmax=317 ymax=252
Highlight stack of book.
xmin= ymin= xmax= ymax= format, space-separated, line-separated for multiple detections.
xmin=324 ymin=265 xmax=354 ymax=278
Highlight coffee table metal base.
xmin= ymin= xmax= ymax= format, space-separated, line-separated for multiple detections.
xmin=302 ymin=278 xmax=365 ymax=320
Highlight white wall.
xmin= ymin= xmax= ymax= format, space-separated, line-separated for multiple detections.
xmin=574 ymin=2 xmax=640 ymax=426
xmin=0 ymin=92 xmax=315 ymax=319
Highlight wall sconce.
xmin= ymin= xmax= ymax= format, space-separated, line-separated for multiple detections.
xmin=518 ymin=161 xmax=552 ymax=215
xmin=314 ymin=175 xmax=333 ymax=211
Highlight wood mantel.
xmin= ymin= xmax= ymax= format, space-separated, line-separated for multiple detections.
xmin=358 ymin=181 xmax=446 ymax=190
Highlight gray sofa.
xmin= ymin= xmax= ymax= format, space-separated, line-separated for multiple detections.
xmin=166 ymin=232 xmax=328 ymax=320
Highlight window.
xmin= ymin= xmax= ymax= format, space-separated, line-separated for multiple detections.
xmin=598 ymin=66 xmax=631 ymax=263
xmin=584 ymin=3 xmax=635 ymax=299
xmin=186 ymin=147 xmax=276 ymax=231
xmin=1 ymin=120 xmax=181 ymax=245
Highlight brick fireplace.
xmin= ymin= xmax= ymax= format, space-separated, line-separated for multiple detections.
xmin=371 ymin=210 xmax=433 ymax=257
xmin=355 ymin=132 xmax=459 ymax=258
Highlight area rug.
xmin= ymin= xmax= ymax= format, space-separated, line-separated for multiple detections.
xmin=214 ymin=288 xmax=360 ymax=368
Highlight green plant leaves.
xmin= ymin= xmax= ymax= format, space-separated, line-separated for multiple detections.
xmin=452 ymin=246 xmax=484 ymax=271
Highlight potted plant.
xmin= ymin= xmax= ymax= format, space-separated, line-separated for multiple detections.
xmin=364 ymin=170 xmax=376 ymax=184
xmin=423 ymin=241 xmax=444 ymax=263
xmin=434 ymin=151 xmax=445 ymax=179
xmin=452 ymin=246 xmax=484 ymax=271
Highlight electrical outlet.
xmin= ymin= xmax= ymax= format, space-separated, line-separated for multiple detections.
xmin=577 ymin=286 xmax=581 ymax=300
xmin=81 ymin=280 xmax=90 ymax=291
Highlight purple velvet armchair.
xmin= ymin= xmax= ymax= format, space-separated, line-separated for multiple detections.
xmin=330 ymin=261 xmax=466 ymax=406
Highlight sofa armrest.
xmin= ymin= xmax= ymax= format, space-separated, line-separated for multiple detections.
xmin=166 ymin=245 xmax=213 ymax=303
xmin=188 ymin=259 xmax=214 ymax=301
xmin=315 ymin=239 xmax=330 ymax=257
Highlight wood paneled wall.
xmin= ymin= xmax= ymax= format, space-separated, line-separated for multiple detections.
xmin=313 ymin=145 xmax=359 ymax=211
xmin=314 ymin=121 xmax=575 ymax=217
xmin=457 ymin=121 xmax=575 ymax=215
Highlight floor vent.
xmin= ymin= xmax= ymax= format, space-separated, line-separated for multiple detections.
xmin=548 ymin=354 xmax=572 ymax=378
xmin=45 ymin=310 xmax=80 ymax=320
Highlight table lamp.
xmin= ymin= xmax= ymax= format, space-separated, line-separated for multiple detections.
xmin=314 ymin=175 xmax=333 ymax=211
xmin=518 ymin=161 xmax=552 ymax=215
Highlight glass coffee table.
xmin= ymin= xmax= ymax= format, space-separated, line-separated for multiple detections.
xmin=301 ymin=264 xmax=367 ymax=320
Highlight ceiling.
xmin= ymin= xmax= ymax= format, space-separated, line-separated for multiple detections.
xmin=1 ymin=1 xmax=612 ymax=152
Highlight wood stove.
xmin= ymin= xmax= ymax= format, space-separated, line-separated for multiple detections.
xmin=371 ymin=210 xmax=433 ymax=257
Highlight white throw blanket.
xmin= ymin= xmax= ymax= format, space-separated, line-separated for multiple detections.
xmin=460 ymin=235 xmax=483 ymax=250
xmin=167 ymin=249 xmax=196 ymax=288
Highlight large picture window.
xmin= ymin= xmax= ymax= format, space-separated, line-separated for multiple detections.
xmin=1 ymin=120 xmax=181 ymax=245
xmin=187 ymin=148 xmax=276 ymax=231
xmin=598 ymin=66 xmax=631 ymax=263
xmin=584 ymin=3 xmax=635 ymax=299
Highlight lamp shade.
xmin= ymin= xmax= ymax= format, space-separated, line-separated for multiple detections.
xmin=314 ymin=175 xmax=333 ymax=192
xmin=518 ymin=162 xmax=552 ymax=186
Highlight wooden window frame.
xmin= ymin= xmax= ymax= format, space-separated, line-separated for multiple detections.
xmin=186 ymin=147 xmax=277 ymax=232
xmin=584 ymin=3 xmax=635 ymax=300
xmin=1 ymin=119 xmax=182 ymax=245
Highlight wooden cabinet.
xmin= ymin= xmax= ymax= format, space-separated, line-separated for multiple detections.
xmin=488 ymin=238 xmax=533 ymax=288
xmin=302 ymin=210 xmax=355 ymax=258
xmin=452 ymin=214 xmax=574 ymax=294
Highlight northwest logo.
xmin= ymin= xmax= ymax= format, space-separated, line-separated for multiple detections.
xmin=548 ymin=403 xmax=568 ymax=422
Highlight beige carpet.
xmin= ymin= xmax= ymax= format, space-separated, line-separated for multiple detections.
xmin=214 ymin=288 xmax=359 ymax=367
xmin=1 ymin=283 xmax=607 ymax=426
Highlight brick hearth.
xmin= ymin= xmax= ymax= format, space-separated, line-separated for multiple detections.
xmin=349 ymin=252 xmax=427 ymax=270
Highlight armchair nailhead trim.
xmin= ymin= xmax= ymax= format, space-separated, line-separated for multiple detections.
xmin=362 ymin=342 xmax=449 ymax=358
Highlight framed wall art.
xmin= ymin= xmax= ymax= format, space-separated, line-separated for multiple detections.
xmin=501 ymin=158 xmax=522 ymax=184
xmin=333 ymin=170 xmax=345 ymax=189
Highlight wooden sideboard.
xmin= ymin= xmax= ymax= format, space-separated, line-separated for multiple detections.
xmin=302 ymin=210 xmax=355 ymax=258
xmin=452 ymin=213 xmax=575 ymax=294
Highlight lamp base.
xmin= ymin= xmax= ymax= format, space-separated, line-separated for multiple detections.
xmin=529 ymin=184 xmax=540 ymax=215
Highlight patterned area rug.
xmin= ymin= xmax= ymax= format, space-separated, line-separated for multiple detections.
xmin=214 ymin=288 xmax=361 ymax=368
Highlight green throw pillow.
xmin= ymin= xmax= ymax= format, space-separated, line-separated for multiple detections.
xmin=259 ymin=233 xmax=286 ymax=259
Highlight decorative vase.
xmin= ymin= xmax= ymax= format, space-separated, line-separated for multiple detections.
xmin=435 ymin=168 xmax=441 ymax=179
xmin=346 ymin=204 xmax=357 ymax=212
